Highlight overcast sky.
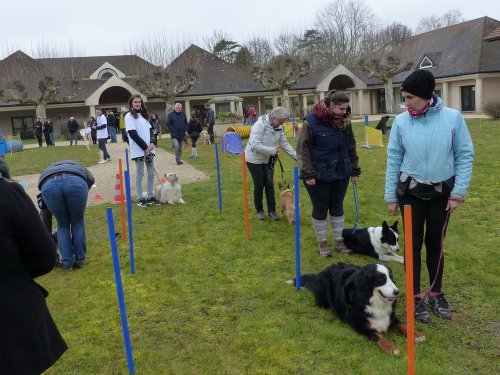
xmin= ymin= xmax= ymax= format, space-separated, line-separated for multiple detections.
xmin=1 ymin=0 xmax=497 ymax=58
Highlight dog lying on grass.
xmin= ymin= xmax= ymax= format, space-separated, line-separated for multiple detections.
xmin=278 ymin=182 xmax=295 ymax=224
xmin=342 ymin=221 xmax=403 ymax=264
xmin=154 ymin=173 xmax=186 ymax=205
xmin=287 ymin=262 xmax=425 ymax=355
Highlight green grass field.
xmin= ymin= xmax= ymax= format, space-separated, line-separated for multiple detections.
xmin=6 ymin=119 xmax=499 ymax=374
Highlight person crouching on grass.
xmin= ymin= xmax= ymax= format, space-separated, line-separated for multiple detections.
xmin=125 ymin=94 xmax=160 ymax=207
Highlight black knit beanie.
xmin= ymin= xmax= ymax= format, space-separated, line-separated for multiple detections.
xmin=401 ymin=69 xmax=435 ymax=99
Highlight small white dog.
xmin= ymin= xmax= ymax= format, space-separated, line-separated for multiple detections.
xmin=201 ymin=131 xmax=211 ymax=145
xmin=154 ymin=173 xmax=186 ymax=205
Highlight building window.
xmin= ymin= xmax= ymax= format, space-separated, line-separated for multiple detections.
xmin=11 ymin=116 xmax=34 ymax=139
xmin=97 ymin=68 xmax=117 ymax=80
xmin=461 ymin=86 xmax=475 ymax=111
xmin=419 ymin=56 xmax=433 ymax=69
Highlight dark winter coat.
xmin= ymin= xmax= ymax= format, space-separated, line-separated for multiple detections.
xmin=187 ymin=118 xmax=203 ymax=137
xmin=67 ymin=119 xmax=79 ymax=133
xmin=166 ymin=110 xmax=188 ymax=140
xmin=0 ymin=177 xmax=67 ymax=374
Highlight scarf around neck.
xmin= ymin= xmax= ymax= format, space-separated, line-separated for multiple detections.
xmin=312 ymin=100 xmax=349 ymax=130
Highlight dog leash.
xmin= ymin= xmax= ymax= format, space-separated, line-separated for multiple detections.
xmin=273 ymin=153 xmax=286 ymax=184
xmin=352 ymin=182 xmax=360 ymax=232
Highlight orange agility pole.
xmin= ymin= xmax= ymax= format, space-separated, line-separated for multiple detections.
xmin=404 ymin=205 xmax=415 ymax=375
xmin=242 ymin=153 xmax=250 ymax=240
xmin=119 ymin=159 xmax=127 ymax=241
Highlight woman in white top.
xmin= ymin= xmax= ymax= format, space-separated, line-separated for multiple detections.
xmin=124 ymin=94 xmax=159 ymax=207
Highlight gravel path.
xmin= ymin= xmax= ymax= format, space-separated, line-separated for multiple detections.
xmin=19 ymin=140 xmax=209 ymax=206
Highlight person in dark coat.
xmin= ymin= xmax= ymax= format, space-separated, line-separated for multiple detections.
xmin=187 ymin=110 xmax=203 ymax=158
xmin=67 ymin=116 xmax=79 ymax=146
xmin=166 ymin=102 xmax=188 ymax=165
xmin=43 ymin=119 xmax=52 ymax=146
xmin=35 ymin=117 xmax=43 ymax=147
xmin=0 ymin=158 xmax=67 ymax=374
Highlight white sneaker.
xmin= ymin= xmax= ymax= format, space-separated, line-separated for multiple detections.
xmin=106 ymin=158 xmax=112 ymax=162
xmin=97 ymin=160 xmax=106 ymax=164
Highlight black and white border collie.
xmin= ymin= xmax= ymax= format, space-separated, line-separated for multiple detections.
xmin=342 ymin=221 xmax=403 ymax=264
xmin=287 ymin=263 xmax=425 ymax=355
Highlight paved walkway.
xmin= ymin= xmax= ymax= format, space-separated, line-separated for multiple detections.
xmin=20 ymin=140 xmax=209 ymax=206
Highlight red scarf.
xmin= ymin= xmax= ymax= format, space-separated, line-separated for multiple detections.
xmin=312 ymin=100 xmax=349 ymax=130
xmin=408 ymin=98 xmax=433 ymax=117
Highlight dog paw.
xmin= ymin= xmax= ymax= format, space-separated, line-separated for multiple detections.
xmin=167 ymin=201 xmax=174 ymax=205
xmin=415 ymin=334 xmax=426 ymax=343
xmin=178 ymin=199 xmax=186 ymax=204
xmin=391 ymin=348 xmax=400 ymax=356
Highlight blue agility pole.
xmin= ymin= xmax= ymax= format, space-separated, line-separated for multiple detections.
xmin=294 ymin=166 xmax=301 ymax=291
xmin=106 ymin=208 xmax=136 ymax=375
xmin=215 ymin=143 xmax=222 ymax=212
xmin=124 ymin=170 xmax=135 ymax=274
xmin=125 ymin=148 xmax=130 ymax=174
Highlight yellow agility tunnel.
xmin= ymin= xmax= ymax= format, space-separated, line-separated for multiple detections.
xmin=227 ymin=121 xmax=300 ymax=139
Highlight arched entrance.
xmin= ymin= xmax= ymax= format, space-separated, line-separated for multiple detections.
xmin=99 ymin=86 xmax=132 ymax=105
xmin=328 ymin=75 xmax=355 ymax=90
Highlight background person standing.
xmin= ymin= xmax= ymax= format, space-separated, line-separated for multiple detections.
xmin=166 ymin=103 xmax=188 ymax=165
xmin=93 ymin=108 xmax=111 ymax=163
xmin=35 ymin=117 xmax=43 ymax=147
xmin=204 ymin=102 xmax=215 ymax=143
xmin=67 ymin=116 xmax=79 ymax=146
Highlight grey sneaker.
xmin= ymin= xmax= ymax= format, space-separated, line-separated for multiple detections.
xmin=268 ymin=211 xmax=279 ymax=221
xmin=74 ymin=259 xmax=85 ymax=269
xmin=256 ymin=211 xmax=266 ymax=220
xmin=427 ymin=293 xmax=453 ymax=320
xmin=137 ymin=198 xmax=148 ymax=208
xmin=318 ymin=240 xmax=332 ymax=257
xmin=335 ymin=239 xmax=352 ymax=254
xmin=415 ymin=296 xmax=431 ymax=323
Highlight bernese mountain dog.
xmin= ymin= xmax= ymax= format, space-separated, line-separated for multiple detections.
xmin=288 ymin=263 xmax=425 ymax=355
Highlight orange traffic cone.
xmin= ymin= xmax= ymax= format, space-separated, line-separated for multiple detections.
xmin=112 ymin=173 xmax=125 ymax=204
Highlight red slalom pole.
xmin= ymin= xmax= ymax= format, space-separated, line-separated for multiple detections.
xmin=404 ymin=205 xmax=415 ymax=375
xmin=242 ymin=153 xmax=250 ymax=240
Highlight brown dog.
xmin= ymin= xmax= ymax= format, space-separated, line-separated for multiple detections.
xmin=278 ymin=182 xmax=295 ymax=224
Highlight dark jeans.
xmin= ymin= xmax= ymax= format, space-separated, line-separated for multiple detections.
xmin=246 ymin=162 xmax=276 ymax=213
xmin=98 ymin=138 xmax=111 ymax=160
xmin=190 ymin=135 xmax=199 ymax=148
xmin=398 ymin=193 xmax=449 ymax=294
xmin=303 ymin=178 xmax=349 ymax=220
xmin=44 ymin=133 xmax=51 ymax=146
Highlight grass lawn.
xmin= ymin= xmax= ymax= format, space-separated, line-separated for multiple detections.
xmin=7 ymin=119 xmax=499 ymax=374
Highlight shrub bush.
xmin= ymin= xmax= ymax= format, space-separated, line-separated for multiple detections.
xmin=216 ymin=112 xmax=239 ymax=120
xmin=484 ymin=101 xmax=500 ymax=120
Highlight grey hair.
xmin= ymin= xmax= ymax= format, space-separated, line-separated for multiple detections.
xmin=270 ymin=106 xmax=289 ymax=120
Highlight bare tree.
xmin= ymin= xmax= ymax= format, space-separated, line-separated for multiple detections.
xmin=234 ymin=47 xmax=253 ymax=71
xmin=359 ymin=43 xmax=413 ymax=114
xmin=244 ymin=37 xmax=274 ymax=67
xmin=362 ymin=23 xmax=413 ymax=57
xmin=415 ymin=10 xmax=464 ymax=34
xmin=314 ymin=0 xmax=378 ymax=67
xmin=0 ymin=50 xmax=79 ymax=120
xmin=273 ymin=31 xmax=301 ymax=56
xmin=126 ymin=33 xmax=195 ymax=68
xmin=135 ymin=51 xmax=200 ymax=112
xmin=252 ymin=54 xmax=311 ymax=110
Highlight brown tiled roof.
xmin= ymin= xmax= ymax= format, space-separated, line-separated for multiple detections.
xmin=484 ymin=25 xmax=500 ymax=41
xmin=37 ymin=55 xmax=159 ymax=78
xmin=390 ymin=17 xmax=500 ymax=83
xmin=167 ymin=45 xmax=267 ymax=96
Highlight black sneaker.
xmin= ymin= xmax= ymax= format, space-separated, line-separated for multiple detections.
xmin=268 ymin=211 xmax=279 ymax=221
xmin=414 ymin=297 xmax=431 ymax=323
xmin=74 ymin=259 xmax=85 ymax=269
xmin=176 ymin=161 xmax=184 ymax=165
xmin=427 ymin=293 xmax=453 ymax=320
xmin=147 ymin=197 xmax=161 ymax=206
xmin=137 ymin=198 xmax=148 ymax=208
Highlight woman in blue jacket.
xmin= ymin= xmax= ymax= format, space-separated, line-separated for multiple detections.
xmin=385 ymin=69 xmax=474 ymax=323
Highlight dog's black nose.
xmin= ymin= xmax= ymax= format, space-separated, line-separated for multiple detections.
xmin=394 ymin=289 xmax=400 ymax=296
